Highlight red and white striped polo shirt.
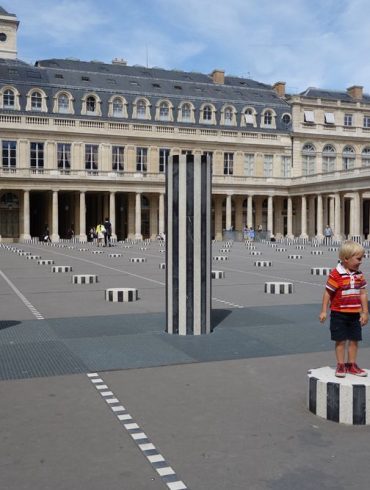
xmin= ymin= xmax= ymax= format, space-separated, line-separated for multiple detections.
xmin=326 ymin=263 xmax=367 ymax=313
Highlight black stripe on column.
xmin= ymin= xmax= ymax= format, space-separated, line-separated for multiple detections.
xmin=109 ymin=291 xmax=113 ymax=302
xmin=201 ymin=154 xmax=208 ymax=334
xmin=353 ymin=385 xmax=366 ymax=425
xmin=326 ymin=382 xmax=340 ymax=422
xmin=172 ymin=155 xmax=179 ymax=334
xmin=308 ymin=376 xmax=317 ymax=414
xmin=186 ymin=154 xmax=194 ymax=335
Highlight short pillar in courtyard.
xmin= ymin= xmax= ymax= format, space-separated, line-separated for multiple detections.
xmin=166 ymin=154 xmax=212 ymax=335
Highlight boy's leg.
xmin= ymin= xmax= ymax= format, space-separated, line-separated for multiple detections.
xmin=335 ymin=340 xmax=346 ymax=364
xmin=348 ymin=340 xmax=358 ymax=364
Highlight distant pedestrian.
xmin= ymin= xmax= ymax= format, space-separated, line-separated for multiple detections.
xmin=104 ymin=217 xmax=112 ymax=246
xmin=324 ymin=225 xmax=333 ymax=244
xmin=95 ymin=223 xmax=106 ymax=247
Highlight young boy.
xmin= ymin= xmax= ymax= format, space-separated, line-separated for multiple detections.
xmin=319 ymin=240 xmax=369 ymax=377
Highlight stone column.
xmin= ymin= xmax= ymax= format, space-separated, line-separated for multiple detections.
xmin=316 ymin=194 xmax=324 ymax=239
xmin=300 ymin=195 xmax=308 ymax=238
xmin=334 ymin=193 xmax=342 ymax=240
xmin=329 ymin=196 xmax=335 ymax=230
xmin=20 ymin=190 xmax=31 ymax=241
xmin=159 ymin=192 xmax=165 ymax=236
xmin=287 ymin=196 xmax=293 ymax=238
xmin=350 ymin=192 xmax=361 ymax=238
xmin=234 ymin=196 xmax=243 ymax=232
xmin=79 ymin=191 xmax=87 ymax=242
xmin=214 ymin=195 xmax=223 ymax=241
xmin=267 ymin=195 xmax=273 ymax=236
xmin=308 ymin=196 xmax=316 ymax=238
xmin=166 ymin=154 xmax=211 ymax=335
xmin=51 ymin=190 xmax=59 ymax=242
xmin=226 ymin=194 xmax=232 ymax=231
xmin=135 ymin=192 xmax=142 ymax=240
xmin=247 ymin=194 xmax=253 ymax=228
xmin=150 ymin=195 xmax=158 ymax=239
xmin=109 ymin=191 xmax=117 ymax=240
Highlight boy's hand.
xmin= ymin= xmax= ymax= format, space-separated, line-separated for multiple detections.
xmin=360 ymin=312 xmax=369 ymax=326
xmin=319 ymin=312 xmax=327 ymax=323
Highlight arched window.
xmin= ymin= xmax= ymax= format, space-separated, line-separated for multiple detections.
xmin=159 ymin=101 xmax=170 ymax=121
xmin=112 ymin=97 xmax=123 ymax=116
xmin=57 ymin=93 xmax=69 ymax=113
xmin=264 ymin=110 xmax=272 ymax=126
xmin=322 ymin=144 xmax=336 ymax=173
xmin=86 ymin=96 xmax=96 ymax=113
xmin=243 ymin=108 xmax=255 ymax=125
xmin=362 ymin=147 xmax=370 ymax=167
xmin=224 ymin=106 xmax=234 ymax=125
xmin=137 ymin=99 xmax=147 ymax=119
xmin=342 ymin=145 xmax=355 ymax=170
xmin=3 ymin=89 xmax=15 ymax=108
xmin=181 ymin=103 xmax=191 ymax=121
xmin=31 ymin=91 xmax=42 ymax=111
xmin=302 ymin=143 xmax=316 ymax=175
xmin=203 ymin=105 xmax=212 ymax=121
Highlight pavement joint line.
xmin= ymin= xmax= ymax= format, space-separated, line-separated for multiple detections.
xmin=0 ymin=269 xmax=45 ymax=320
xmin=87 ymin=372 xmax=188 ymax=490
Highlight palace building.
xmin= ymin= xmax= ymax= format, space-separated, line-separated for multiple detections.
xmin=0 ymin=6 xmax=369 ymax=243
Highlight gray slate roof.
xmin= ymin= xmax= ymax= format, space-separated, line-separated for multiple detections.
xmin=0 ymin=6 xmax=16 ymax=17
xmin=300 ymin=87 xmax=370 ymax=103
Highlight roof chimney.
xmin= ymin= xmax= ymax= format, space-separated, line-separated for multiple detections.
xmin=211 ymin=69 xmax=225 ymax=85
xmin=273 ymin=81 xmax=286 ymax=98
xmin=347 ymin=85 xmax=363 ymax=100
xmin=112 ymin=58 xmax=127 ymax=66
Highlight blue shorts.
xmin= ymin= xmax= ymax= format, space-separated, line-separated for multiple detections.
xmin=330 ymin=311 xmax=362 ymax=341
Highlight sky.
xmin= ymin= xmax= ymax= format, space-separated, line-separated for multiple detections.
xmin=4 ymin=0 xmax=370 ymax=94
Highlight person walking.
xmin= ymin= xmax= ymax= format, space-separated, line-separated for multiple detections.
xmin=103 ymin=217 xmax=112 ymax=247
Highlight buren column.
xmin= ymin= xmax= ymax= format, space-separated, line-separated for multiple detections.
xmin=166 ymin=153 xmax=212 ymax=335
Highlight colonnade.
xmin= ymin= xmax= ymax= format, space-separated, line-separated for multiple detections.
xmin=15 ymin=188 xmax=368 ymax=242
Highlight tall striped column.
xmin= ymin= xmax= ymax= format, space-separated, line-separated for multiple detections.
xmin=166 ymin=154 xmax=212 ymax=335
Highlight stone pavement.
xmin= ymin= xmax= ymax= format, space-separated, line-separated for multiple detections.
xmin=1 ymin=240 xmax=370 ymax=489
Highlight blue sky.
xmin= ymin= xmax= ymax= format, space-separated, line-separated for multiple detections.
xmin=4 ymin=0 xmax=370 ymax=93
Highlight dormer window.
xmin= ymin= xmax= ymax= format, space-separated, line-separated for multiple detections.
xmin=203 ymin=105 xmax=212 ymax=121
xmin=182 ymin=103 xmax=191 ymax=121
xmin=58 ymin=94 xmax=69 ymax=113
xmin=31 ymin=91 xmax=42 ymax=111
xmin=3 ymin=89 xmax=15 ymax=108
xmin=113 ymin=98 xmax=123 ymax=116
xmin=159 ymin=101 xmax=169 ymax=120
xmin=261 ymin=109 xmax=276 ymax=128
xmin=137 ymin=99 xmax=147 ymax=119
xmin=264 ymin=110 xmax=272 ymax=126
xmin=86 ymin=96 xmax=96 ymax=113
xmin=243 ymin=108 xmax=256 ymax=126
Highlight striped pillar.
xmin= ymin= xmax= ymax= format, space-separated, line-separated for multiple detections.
xmin=166 ymin=154 xmax=212 ymax=335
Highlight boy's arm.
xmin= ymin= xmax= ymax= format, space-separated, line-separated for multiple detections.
xmin=360 ymin=288 xmax=369 ymax=326
xmin=319 ymin=289 xmax=331 ymax=323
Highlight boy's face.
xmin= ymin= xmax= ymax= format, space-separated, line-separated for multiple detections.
xmin=343 ymin=252 xmax=364 ymax=272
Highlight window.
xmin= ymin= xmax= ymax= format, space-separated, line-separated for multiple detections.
xmin=203 ymin=105 xmax=212 ymax=121
xmin=57 ymin=143 xmax=71 ymax=172
xmin=263 ymin=155 xmax=273 ymax=176
xmin=244 ymin=109 xmax=254 ymax=124
xmin=324 ymin=112 xmax=335 ymax=124
xmin=112 ymin=146 xmax=124 ymax=171
xmin=137 ymin=99 xmax=147 ymax=119
xmin=281 ymin=156 xmax=291 ymax=177
xmin=58 ymin=94 xmax=69 ymax=113
xmin=30 ymin=142 xmax=44 ymax=170
xmin=302 ymin=143 xmax=316 ymax=175
xmin=159 ymin=148 xmax=170 ymax=173
xmin=31 ymin=91 xmax=42 ymax=111
xmin=362 ymin=147 xmax=370 ymax=167
xmin=112 ymin=98 xmax=123 ymax=117
xmin=342 ymin=145 xmax=355 ymax=170
xmin=223 ymin=152 xmax=233 ymax=175
xmin=224 ymin=106 xmax=233 ymax=125
xmin=282 ymin=114 xmax=291 ymax=125
xmin=86 ymin=96 xmax=96 ymax=113
xmin=2 ymin=140 xmax=16 ymax=169
xmin=344 ymin=113 xmax=353 ymax=126
xmin=322 ymin=144 xmax=336 ymax=173
xmin=159 ymin=102 xmax=169 ymax=121
xmin=181 ymin=103 xmax=191 ymax=122
xmin=85 ymin=144 xmax=98 ymax=173
xmin=136 ymin=147 xmax=148 ymax=172
xmin=364 ymin=116 xmax=370 ymax=128
xmin=304 ymin=111 xmax=315 ymax=123
xmin=244 ymin=153 xmax=254 ymax=176
xmin=3 ymin=89 xmax=15 ymax=108
xmin=263 ymin=111 xmax=273 ymax=126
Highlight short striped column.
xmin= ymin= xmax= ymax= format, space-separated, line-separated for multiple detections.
xmin=166 ymin=154 xmax=211 ymax=335
xmin=265 ymin=282 xmax=293 ymax=294
xmin=129 ymin=257 xmax=147 ymax=263
xmin=38 ymin=259 xmax=54 ymax=265
xmin=250 ymin=251 xmax=262 ymax=256
xmin=52 ymin=265 xmax=72 ymax=273
xmin=275 ymin=248 xmax=287 ymax=252
xmin=308 ymin=366 xmax=370 ymax=425
xmin=27 ymin=255 xmax=41 ymax=260
xmin=213 ymin=255 xmax=228 ymax=261
xmin=254 ymin=261 xmax=272 ymax=267
xmin=311 ymin=267 xmax=331 ymax=275
xmin=296 ymin=245 xmax=305 ymax=250
xmin=72 ymin=274 xmax=98 ymax=284
xmin=105 ymin=288 xmax=138 ymax=302
xmin=311 ymin=250 xmax=324 ymax=255
xmin=288 ymin=255 xmax=302 ymax=260
xmin=212 ymin=270 xmax=225 ymax=279
xmin=159 ymin=263 xmax=166 ymax=269
xmin=108 ymin=253 xmax=122 ymax=258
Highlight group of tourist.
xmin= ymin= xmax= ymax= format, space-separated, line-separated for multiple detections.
xmin=88 ymin=217 xmax=112 ymax=246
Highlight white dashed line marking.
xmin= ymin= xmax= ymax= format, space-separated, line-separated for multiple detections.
xmin=87 ymin=372 xmax=188 ymax=490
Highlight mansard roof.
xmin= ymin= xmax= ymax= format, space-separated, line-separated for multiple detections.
xmin=0 ymin=6 xmax=16 ymax=17
xmin=300 ymin=87 xmax=370 ymax=104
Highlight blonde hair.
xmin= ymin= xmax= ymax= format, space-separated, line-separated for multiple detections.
xmin=339 ymin=240 xmax=365 ymax=261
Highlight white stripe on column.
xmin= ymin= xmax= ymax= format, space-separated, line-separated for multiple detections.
xmin=339 ymin=384 xmax=353 ymax=425
xmin=316 ymin=379 xmax=327 ymax=419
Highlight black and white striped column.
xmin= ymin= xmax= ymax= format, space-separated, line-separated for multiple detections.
xmin=166 ymin=154 xmax=211 ymax=335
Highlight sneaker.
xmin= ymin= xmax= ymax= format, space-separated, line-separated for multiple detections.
xmin=346 ymin=363 xmax=368 ymax=377
xmin=335 ymin=363 xmax=346 ymax=378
